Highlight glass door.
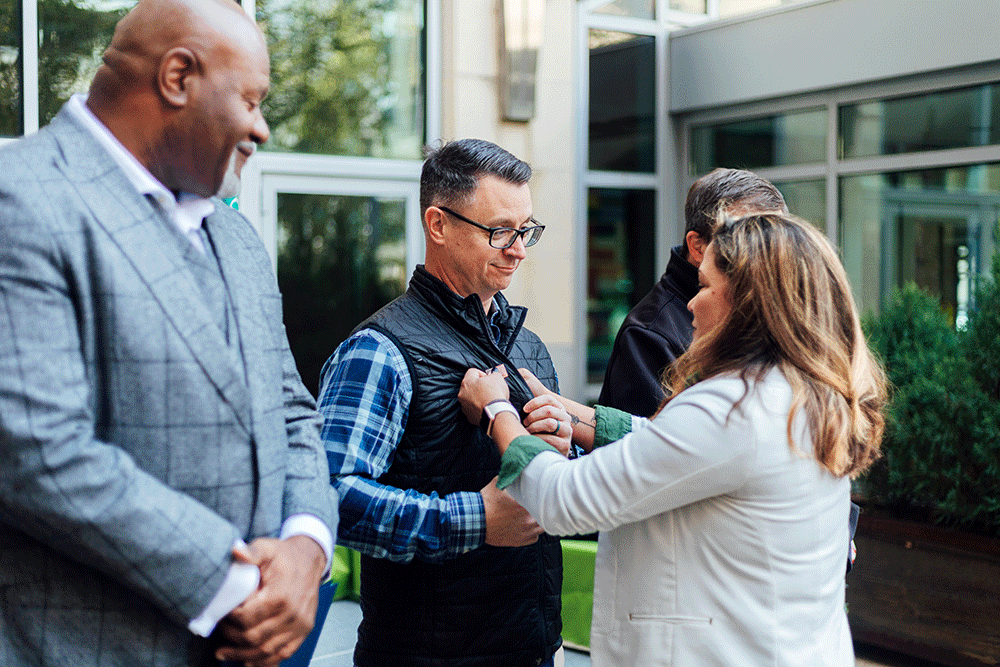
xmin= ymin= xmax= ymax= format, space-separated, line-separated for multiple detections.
xmin=880 ymin=198 xmax=986 ymax=330
xmin=260 ymin=174 xmax=422 ymax=396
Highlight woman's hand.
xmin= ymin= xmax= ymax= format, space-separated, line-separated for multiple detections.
xmin=520 ymin=368 xmax=597 ymax=453
xmin=459 ymin=366 xmax=511 ymax=425
xmin=522 ymin=394 xmax=572 ymax=456
xmin=518 ymin=368 xmax=552 ymax=398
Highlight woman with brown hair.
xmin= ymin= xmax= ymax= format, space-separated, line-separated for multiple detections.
xmin=459 ymin=211 xmax=886 ymax=666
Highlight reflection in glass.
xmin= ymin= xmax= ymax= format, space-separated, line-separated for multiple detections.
xmin=38 ymin=0 xmax=130 ymax=126
xmin=840 ymin=83 xmax=1000 ymax=159
xmin=259 ymin=0 xmax=424 ymax=159
xmin=839 ymin=163 xmax=1000 ymax=324
xmin=689 ymin=107 xmax=826 ymax=174
xmin=772 ymin=178 xmax=825 ymax=231
xmin=0 ymin=0 xmax=22 ymax=136
xmin=277 ymin=192 xmax=407 ymax=396
xmin=587 ymin=188 xmax=656 ymax=384
xmin=593 ymin=0 xmax=655 ymax=20
xmin=589 ymin=30 xmax=655 ymax=172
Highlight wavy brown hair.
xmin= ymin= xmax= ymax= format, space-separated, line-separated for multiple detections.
xmin=664 ymin=211 xmax=886 ymax=478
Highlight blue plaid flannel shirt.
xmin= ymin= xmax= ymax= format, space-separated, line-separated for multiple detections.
xmin=317 ymin=329 xmax=487 ymax=563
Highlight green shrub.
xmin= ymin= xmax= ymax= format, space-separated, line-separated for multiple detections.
xmin=963 ymin=250 xmax=1000 ymax=402
xmin=959 ymin=247 xmax=1000 ymax=528
xmin=863 ymin=282 xmax=1000 ymax=534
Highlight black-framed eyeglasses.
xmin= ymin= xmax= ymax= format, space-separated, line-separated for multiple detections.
xmin=438 ymin=206 xmax=545 ymax=249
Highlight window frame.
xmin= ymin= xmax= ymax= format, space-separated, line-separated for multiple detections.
xmin=239 ymin=0 xmax=438 ymax=269
xmin=576 ymin=0 xmax=710 ymax=400
xmin=0 ymin=0 xmax=37 ymax=146
xmin=3 ymin=0 xmax=439 ymax=280
xmin=677 ymin=65 xmax=1000 ymax=318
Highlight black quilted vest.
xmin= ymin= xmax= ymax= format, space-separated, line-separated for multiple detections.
xmin=352 ymin=266 xmax=562 ymax=667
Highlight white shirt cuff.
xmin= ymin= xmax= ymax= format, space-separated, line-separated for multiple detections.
xmin=280 ymin=513 xmax=334 ymax=577
xmin=187 ymin=515 xmax=333 ymax=638
xmin=188 ymin=539 xmax=260 ymax=637
xmin=631 ymin=414 xmax=646 ymax=432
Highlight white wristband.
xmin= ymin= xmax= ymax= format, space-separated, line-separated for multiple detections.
xmin=483 ymin=399 xmax=519 ymax=438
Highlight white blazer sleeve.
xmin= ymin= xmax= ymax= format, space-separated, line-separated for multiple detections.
xmin=506 ymin=377 xmax=758 ymax=536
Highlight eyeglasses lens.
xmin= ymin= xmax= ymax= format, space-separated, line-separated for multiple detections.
xmin=522 ymin=226 xmax=543 ymax=247
xmin=490 ymin=226 xmax=544 ymax=249
xmin=490 ymin=229 xmax=517 ymax=248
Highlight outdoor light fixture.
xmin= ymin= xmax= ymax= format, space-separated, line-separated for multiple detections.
xmin=500 ymin=0 xmax=545 ymax=122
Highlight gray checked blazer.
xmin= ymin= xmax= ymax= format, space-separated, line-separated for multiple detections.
xmin=0 ymin=104 xmax=337 ymax=666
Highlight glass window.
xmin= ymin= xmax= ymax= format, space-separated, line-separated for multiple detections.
xmin=772 ymin=178 xmax=826 ymax=231
xmin=587 ymin=187 xmax=656 ymax=384
xmin=840 ymin=83 xmax=1000 ymax=159
xmin=718 ymin=0 xmax=810 ymax=19
xmin=588 ymin=30 xmax=655 ymax=172
xmin=840 ymin=163 xmax=1000 ymax=326
xmin=689 ymin=107 xmax=826 ymax=174
xmin=0 ymin=0 xmax=21 ymax=137
xmin=259 ymin=0 xmax=425 ymax=159
xmin=669 ymin=0 xmax=706 ymax=13
xmin=38 ymin=0 xmax=130 ymax=126
xmin=593 ymin=0 xmax=655 ymax=20
xmin=277 ymin=192 xmax=408 ymax=395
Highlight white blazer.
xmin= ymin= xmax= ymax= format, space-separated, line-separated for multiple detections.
xmin=507 ymin=369 xmax=853 ymax=667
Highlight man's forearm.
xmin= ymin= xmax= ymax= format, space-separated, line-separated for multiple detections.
xmin=332 ymin=477 xmax=486 ymax=563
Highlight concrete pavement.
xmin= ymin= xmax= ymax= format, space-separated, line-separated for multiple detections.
xmin=307 ymin=599 xmax=935 ymax=667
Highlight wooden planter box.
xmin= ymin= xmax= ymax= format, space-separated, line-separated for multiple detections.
xmin=846 ymin=512 xmax=1000 ymax=666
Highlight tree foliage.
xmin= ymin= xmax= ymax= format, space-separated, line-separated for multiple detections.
xmin=37 ymin=0 xmax=126 ymax=125
xmin=0 ymin=0 xmax=126 ymax=134
xmin=257 ymin=0 xmax=422 ymax=158
xmin=0 ymin=0 xmax=22 ymax=135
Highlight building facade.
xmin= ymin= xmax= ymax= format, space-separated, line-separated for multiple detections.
xmin=3 ymin=0 xmax=998 ymax=400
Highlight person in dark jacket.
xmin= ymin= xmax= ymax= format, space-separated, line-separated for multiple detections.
xmin=317 ymin=139 xmax=565 ymax=667
xmin=598 ymin=168 xmax=788 ymax=417
xmin=595 ymin=169 xmax=858 ymax=576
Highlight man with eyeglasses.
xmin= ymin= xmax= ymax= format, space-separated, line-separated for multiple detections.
xmin=317 ymin=139 xmax=565 ymax=667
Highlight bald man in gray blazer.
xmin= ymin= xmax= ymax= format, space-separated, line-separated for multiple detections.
xmin=0 ymin=1 xmax=337 ymax=665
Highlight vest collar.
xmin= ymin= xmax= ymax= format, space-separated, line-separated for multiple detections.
xmin=409 ymin=265 xmax=527 ymax=354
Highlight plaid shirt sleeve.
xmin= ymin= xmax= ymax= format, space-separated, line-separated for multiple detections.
xmin=317 ymin=329 xmax=486 ymax=563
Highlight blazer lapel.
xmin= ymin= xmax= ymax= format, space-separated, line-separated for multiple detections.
xmin=203 ymin=210 xmax=270 ymax=437
xmin=48 ymin=108 xmax=253 ymax=435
